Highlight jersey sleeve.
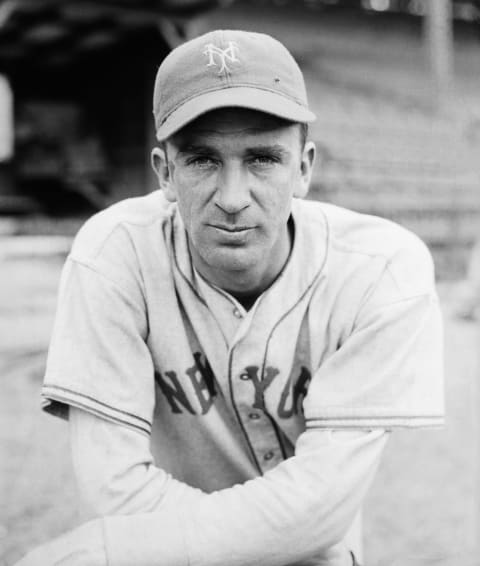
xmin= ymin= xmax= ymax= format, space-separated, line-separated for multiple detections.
xmin=15 ymin=423 xmax=387 ymax=566
xmin=303 ymin=243 xmax=444 ymax=429
xmin=87 ymin=424 xmax=388 ymax=566
xmin=42 ymin=256 xmax=155 ymax=436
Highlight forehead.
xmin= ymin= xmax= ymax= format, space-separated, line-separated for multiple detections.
xmin=169 ymin=108 xmax=299 ymax=147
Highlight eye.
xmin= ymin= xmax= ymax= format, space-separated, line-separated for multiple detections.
xmin=249 ymin=155 xmax=279 ymax=167
xmin=187 ymin=155 xmax=217 ymax=169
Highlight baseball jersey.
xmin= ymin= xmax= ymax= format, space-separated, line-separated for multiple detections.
xmin=40 ymin=190 xmax=443 ymax=565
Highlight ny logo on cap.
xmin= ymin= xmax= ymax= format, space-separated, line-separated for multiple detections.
xmin=203 ymin=41 xmax=239 ymax=74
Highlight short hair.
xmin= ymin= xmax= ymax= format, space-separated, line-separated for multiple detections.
xmin=299 ymin=122 xmax=309 ymax=149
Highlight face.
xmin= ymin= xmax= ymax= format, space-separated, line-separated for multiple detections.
xmin=152 ymin=108 xmax=315 ymax=295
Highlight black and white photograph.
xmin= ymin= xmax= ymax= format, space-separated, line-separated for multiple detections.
xmin=0 ymin=1 xmax=479 ymax=565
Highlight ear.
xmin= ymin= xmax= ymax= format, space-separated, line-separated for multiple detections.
xmin=294 ymin=141 xmax=316 ymax=199
xmin=151 ymin=146 xmax=177 ymax=202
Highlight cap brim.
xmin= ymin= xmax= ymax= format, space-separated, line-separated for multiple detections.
xmin=155 ymin=86 xmax=316 ymax=141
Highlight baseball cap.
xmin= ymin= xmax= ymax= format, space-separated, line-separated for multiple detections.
xmin=153 ymin=29 xmax=316 ymax=141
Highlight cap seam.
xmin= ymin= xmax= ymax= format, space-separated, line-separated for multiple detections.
xmin=156 ymin=83 xmax=307 ymax=125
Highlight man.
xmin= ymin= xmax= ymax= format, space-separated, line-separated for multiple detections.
xmin=17 ymin=29 xmax=443 ymax=566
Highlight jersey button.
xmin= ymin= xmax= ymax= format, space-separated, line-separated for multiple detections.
xmin=263 ymin=451 xmax=275 ymax=461
xmin=249 ymin=412 xmax=261 ymax=420
xmin=240 ymin=373 xmax=250 ymax=381
xmin=233 ymin=308 xmax=243 ymax=319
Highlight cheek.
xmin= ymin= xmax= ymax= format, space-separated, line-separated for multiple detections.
xmin=172 ymin=179 xmax=201 ymax=215
xmin=174 ymin=185 xmax=213 ymax=246
xmin=173 ymin=172 xmax=215 ymax=214
xmin=263 ymin=172 xmax=297 ymax=212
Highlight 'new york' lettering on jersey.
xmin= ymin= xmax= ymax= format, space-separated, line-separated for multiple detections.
xmin=155 ymin=355 xmax=311 ymax=419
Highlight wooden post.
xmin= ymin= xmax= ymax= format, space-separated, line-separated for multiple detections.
xmin=0 ymin=74 xmax=13 ymax=162
xmin=424 ymin=0 xmax=454 ymax=111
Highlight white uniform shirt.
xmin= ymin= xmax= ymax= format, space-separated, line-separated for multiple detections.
xmin=41 ymin=191 xmax=444 ymax=566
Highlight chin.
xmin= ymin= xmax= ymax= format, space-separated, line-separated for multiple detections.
xmin=209 ymin=247 xmax=259 ymax=273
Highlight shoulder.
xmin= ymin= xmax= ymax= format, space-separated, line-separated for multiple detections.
xmin=64 ymin=191 xmax=176 ymax=296
xmin=70 ymin=191 xmax=173 ymax=263
xmin=296 ymin=199 xmax=435 ymax=298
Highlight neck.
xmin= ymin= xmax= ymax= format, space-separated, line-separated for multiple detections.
xmin=229 ymin=289 xmax=259 ymax=311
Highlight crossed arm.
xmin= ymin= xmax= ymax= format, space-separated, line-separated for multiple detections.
xmin=16 ymin=407 xmax=388 ymax=566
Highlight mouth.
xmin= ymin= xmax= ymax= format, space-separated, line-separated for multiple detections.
xmin=209 ymin=224 xmax=254 ymax=233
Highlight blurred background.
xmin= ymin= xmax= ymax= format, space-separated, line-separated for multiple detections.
xmin=0 ymin=1 xmax=479 ymax=565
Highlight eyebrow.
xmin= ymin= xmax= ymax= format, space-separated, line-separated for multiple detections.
xmin=175 ymin=143 xmax=290 ymax=158
xmin=245 ymin=144 xmax=290 ymax=157
xmin=175 ymin=143 xmax=217 ymax=156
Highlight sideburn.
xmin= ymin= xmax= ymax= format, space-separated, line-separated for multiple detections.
xmin=162 ymin=143 xmax=176 ymax=180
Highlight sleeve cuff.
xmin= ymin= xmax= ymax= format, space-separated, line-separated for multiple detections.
xmin=42 ymin=384 xmax=152 ymax=435
xmin=306 ymin=413 xmax=445 ymax=429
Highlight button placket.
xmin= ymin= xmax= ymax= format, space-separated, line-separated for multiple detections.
xmin=228 ymin=298 xmax=291 ymax=473
xmin=232 ymin=364 xmax=285 ymax=472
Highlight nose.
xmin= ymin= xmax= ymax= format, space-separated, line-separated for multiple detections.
xmin=214 ymin=162 xmax=251 ymax=215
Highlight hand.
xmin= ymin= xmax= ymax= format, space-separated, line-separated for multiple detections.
xmin=14 ymin=520 xmax=106 ymax=566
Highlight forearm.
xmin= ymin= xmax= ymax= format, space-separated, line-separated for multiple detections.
xmin=70 ymin=407 xmax=206 ymax=516
xmin=104 ymin=430 xmax=385 ymax=566
xmin=70 ymin=411 xmax=387 ymax=566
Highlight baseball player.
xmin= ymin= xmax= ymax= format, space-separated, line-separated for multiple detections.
xmin=16 ymin=29 xmax=443 ymax=566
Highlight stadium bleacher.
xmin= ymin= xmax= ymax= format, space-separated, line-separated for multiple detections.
xmin=307 ymin=85 xmax=480 ymax=278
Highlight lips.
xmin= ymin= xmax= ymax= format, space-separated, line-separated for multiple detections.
xmin=209 ymin=224 xmax=253 ymax=233
xmin=207 ymin=223 xmax=255 ymax=245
